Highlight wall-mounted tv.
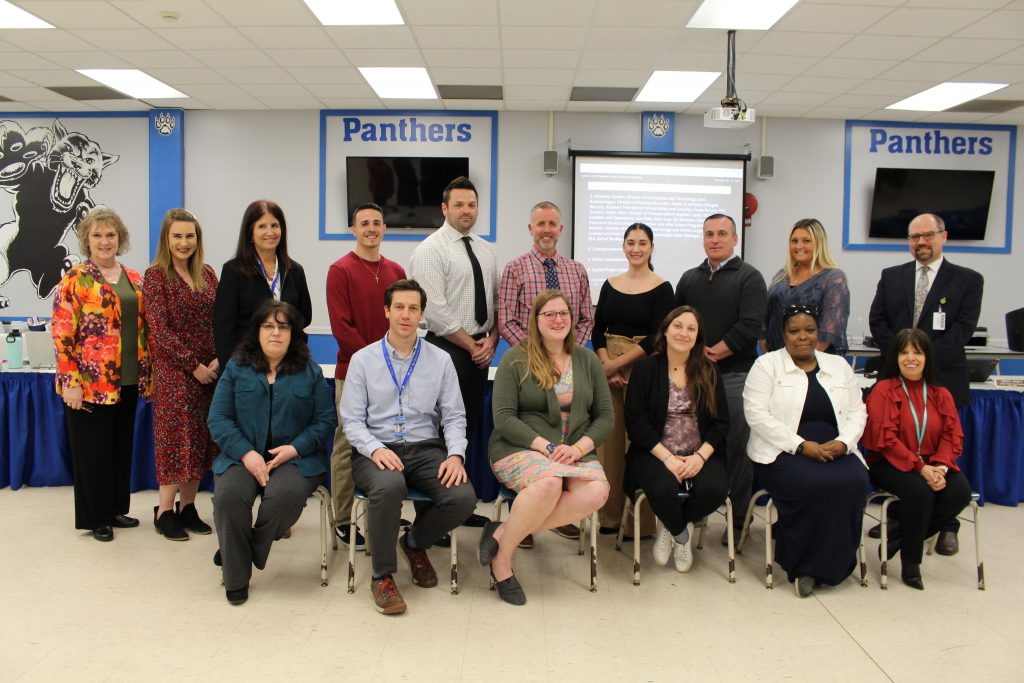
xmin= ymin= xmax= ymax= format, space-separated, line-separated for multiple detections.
xmin=346 ymin=156 xmax=469 ymax=230
xmin=868 ymin=167 xmax=995 ymax=240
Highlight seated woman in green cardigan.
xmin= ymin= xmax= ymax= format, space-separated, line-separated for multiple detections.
xmin=207 ymin=300 xmax=336 ymax=606
xmin=480 ymin=290 xmax=613 ymax=605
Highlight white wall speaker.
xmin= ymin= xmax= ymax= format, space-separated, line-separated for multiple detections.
xmin=543 ymin=150 xmax=558 ymax=176
xmin=757 ymin=155 xmax=774 ymax=179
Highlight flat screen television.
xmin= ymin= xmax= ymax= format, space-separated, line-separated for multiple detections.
xmin=868 ymin=167 xmax=995 ymax=240
xmin=346 ymin=156 xmax=469 ymax=229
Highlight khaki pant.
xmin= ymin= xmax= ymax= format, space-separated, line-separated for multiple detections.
xmin=330 ymin=379 xmax=354 ymax=526
xmin=597 ymin=334 xmax=656 ymax=535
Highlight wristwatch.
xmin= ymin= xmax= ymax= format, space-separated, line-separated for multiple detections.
xmin=546 ymin=442 xmax=557 ymax=454
xmin=795 ymin=442 xmax=806 ymax=456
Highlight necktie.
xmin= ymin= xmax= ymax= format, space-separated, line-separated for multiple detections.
xmin=461 ymin=236 xmax=488 ymax=327
xmin=913 ymin=265 xmax=929 ymax=327
xmin=543 ymin=257 xmax=560 ymax=291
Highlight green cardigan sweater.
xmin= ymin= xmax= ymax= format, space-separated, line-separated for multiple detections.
xmin=488 ymin=345 xmax=614 ymax=465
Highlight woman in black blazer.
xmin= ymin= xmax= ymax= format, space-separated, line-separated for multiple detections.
xmin=623 ymin=305 xmax=729 ymax=573
xmin=213 ymin=200 xmax=313 ymax=366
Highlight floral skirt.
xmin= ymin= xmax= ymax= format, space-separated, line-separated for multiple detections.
xmin=493 ymin=450 xmax=608 ymax=493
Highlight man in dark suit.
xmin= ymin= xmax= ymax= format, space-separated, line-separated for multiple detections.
xmin=868 ymin=212 xmax=984 ymax=555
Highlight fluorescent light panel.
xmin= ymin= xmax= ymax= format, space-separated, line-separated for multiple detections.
xmin=636 ymin=71 xmax=720 ymax=103
xmin=304 ymin=0 xmax=403 ymax=25
xmin=887 ymin=82 xmax=1009 ymax=111
xmin=0 ymin=0 xmax=53 ymax=28
xmin=359 ymin=67 xmax=437 ymax=99
xmin=687 ymin=0 xmax=799 ymax=30
xmin=76 ymin=69 xmax=186 ymax=99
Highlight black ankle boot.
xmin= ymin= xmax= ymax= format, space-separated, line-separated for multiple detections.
xmin=901 ymin=562 xmax=924 ymax=590
xmin=176 ymin=502 xmax=212 ymax=535
xmin=154 ymin=506 xmax=189 ymax=541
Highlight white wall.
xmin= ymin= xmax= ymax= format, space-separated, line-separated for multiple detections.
xmin=185 ymin=110 xmax=1023 ymax=343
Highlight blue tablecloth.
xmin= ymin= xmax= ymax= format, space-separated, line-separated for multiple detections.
xmin=4 ymin=371 xmax=1018 ymax=506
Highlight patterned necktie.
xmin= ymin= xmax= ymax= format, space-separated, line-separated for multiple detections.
xmin=913 ymin=265 xmax=929 ymax=327
xmin=461 ymin=236 xmax=488 ymax=327
xmin=543 ymin=257 xmax=560 ymax=291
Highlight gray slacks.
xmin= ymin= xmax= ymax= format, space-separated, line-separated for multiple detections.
xmin=723 ymin=371 xmax=753 ymax=531
xmin=351 ymin=438 xmax=476 ymax=579
xmin=213 ymin=464 xmax=320 ymax=591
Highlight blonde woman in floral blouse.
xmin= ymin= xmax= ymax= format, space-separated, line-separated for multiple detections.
xmin=51 ymin=207 xmax=154 ymax=542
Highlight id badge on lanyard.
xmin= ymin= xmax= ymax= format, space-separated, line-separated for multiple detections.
xmin=382 ymin=338 xmax=421 ymax=443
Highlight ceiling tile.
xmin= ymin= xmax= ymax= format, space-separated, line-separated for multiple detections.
xmin=761 ymin=91 xmax=835 ymax=106
xmin=0 ymin=101 xmax=42 ymax=111
xmin=69 ymin=28 xmax=176 ymax=50
xmin=206 ymin=0 xmax=320 ymax=27
xmin=110 ymin=50 xmax=205 ymax=68
xmin=255 ymin=97 xmax=324 ymax=110
xmin=398 ymin=0 xmax=499 ymax=26
xmin=784 ymin=76 xmax=866 ymax=94
xmin=324 ymin=27 xmax=418 ymax=49
xmin=863 ymin=8 xmax=992 ymax=37
xmin=577 ymin=51 xmax=661 ymax=70
xmin=89 ymin=98 xmax=151 ymax=111
xmin=802 ymin=58 xmax=899 ymax=79
xmin=737 ymin=55 xmax=815 ymax=76
xmin=146 ymin=68 xmax=229 ymax=85
xmin=502 ymin=50 xmax=579 ymax=69
xmin=504 ymin=68 xmax=575 ymax=86
xmin=848 ymin=79 xmax=936 ymax=96
xmin=295 ymin=82 xmax=376 ymax=99
xmin=238 ymin=27 xmax=334 ymax=49
xmin=319 ymin=97 xmax=385 ymax=109
xmin=0 ymin=29 xmax=97 ymax=51
xmin=584 ymin=27 xmax=677 ymax=51
xmin=284 ymin=67 xmax=365 ymax=85
xmin=0 ymin=73 xmax=36 ymax=87
xmin=110 ymin=0 xmax=229 ymax=27
xmin=343 ymin=49 xmax=425 ymax=67
xmin=565 ymin=101 xmax=630 ymax=112
xmin=500 ymin=0 xmax=596 ymax=26
xmin=429 ymin=67 xmax=501 ymax=85
xmin=40 ymin=52 xmax=134 ymax=69
xmin=656 ymin=52 xmax=723 ymax=71
xmin=955 ymin=10 xmax=1024 ymax=39
xmin=0 ymin=85 xmax=69 ymax=101
xmin=153 ymin=27 xmax=254 ymax=50
xmin=992 ymin=44 xmax=1024 ymax=64
xmin=504 ymin=100 xmax=565 ymax=111
xmin=805 ymin=106 xmax=876 ymax=119
xmin=22 ymin=1 xmax=141 ymax=29
xmin=6 ymin=69 xmax=96 ymax=86
xmin=831 ymin=35 xmax=938 ymax=60
xmin=906 ymin=0 xmax=1008 ymax=9
xmin=422 ymin=49 xmax=501 ymax=68
xmin=574 ymin=69 xmax=649 ymax=88
xmin=413 ymin=26 xmax=501 ymax=49
xmin=215 ymin=67 xmax=295 ymax=85
xmin=952 ymin=64 xmax=1024 ymax=83
xmin=441 ymin=99 xmax=503 ymax=110
xmin=501 ymin=26 xmax=588 ymax=50
xmin=0 ymin=52 xmax=62 ymax=69
xmin=826 ymin=93 xmax=908 ymax=108
xmin=25 ymin=99 xmax=95 ymax=111
xmin=189 ymin=50 xmax=275 ymax=68
xmin=875 ymin=61 xmax=971 ymax=81
xmin=746 ymin=31 xmax=851 ymax=57
xmin=240 ymin=83 xmax=312 ymax=99
xmin=774 ymin=4 xmax=894 ymax=33
xmin=910 ymin=38 xmax=1021 ymax=63
xmin=672 ymin=29 xmax=751 ymax=53
xmin=592 ymin=0 xmax=698 ymax=27
xmin=265 ymin=49 xmax=351 ymax=68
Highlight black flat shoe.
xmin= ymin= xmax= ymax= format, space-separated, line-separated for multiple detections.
xmin=478 ymin=521 xmax=500 ymax=566
xmin=463 ymin=513 xmax=488 ymax=528
xmin=154 ymin=506 xmax=189 ymax=541
xmin=434 ymin=533 xmax=452 ymax=548
xmin=111 ymin=514 xmax=139 ymax=528
xmin=226 ymin=585 xmax=249 ymax=605
xmin=490 ymin=567 xmax=526 ymax=606
xmin=176 ymin=502 xmax=212 ymax=535
xmin=92 ymin=525 xmax=113 ymax=542
xmin=213 ymin=549 xmax=222 ymax=567
xmin=878 ymin=536 xmax=902 ymax=561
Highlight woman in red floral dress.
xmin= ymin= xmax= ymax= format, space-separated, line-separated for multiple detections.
xmin=143 ymin=209 xmax=220 ymax=541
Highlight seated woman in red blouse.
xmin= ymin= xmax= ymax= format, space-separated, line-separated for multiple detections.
xmin=863 ymin=328 xmax=972 ymax=590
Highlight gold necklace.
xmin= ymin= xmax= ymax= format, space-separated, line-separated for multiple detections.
xmin=357 ymin=254 xmax=382 ymax=283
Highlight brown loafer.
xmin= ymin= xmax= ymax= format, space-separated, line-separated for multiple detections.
xmin=400 ymin=531 xmax=438 ymax=588
xmin=371 ymin=574 xmax=407 ymax=615
xmin=552 ymin=523 xmax=580 ymax=540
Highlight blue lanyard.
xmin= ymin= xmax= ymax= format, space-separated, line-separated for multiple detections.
xmin=899 ymin=378 xmax=928 ymax=456
xmin=255 ymin=258 xmax=280 ymax=300
xmin=382 ymin=337 xmax=421 ymax=415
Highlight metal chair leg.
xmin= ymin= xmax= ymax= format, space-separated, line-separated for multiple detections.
xmin=589 ymin=510 xmax=598 ymax=592
xmin=633 ymin=493 xmax=645 ymax=586
xmin=764 ymin=499 xmax=774 ymax=589
xmin=725 ymin=498 xmax=736 ymax=583
xmin=347 ymin=498 xmax=361 ymax=594
xmin=971 ymin=499 xmax=985 ymax=590
xmin=450 ymin=527 xmax=459 ymax=595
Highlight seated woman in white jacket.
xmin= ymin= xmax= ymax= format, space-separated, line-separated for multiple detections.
xmin=743 ymin=303 xmax=868 ymax=598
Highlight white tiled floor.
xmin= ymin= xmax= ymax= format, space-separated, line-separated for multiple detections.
xmin=1 ymin=487 xmax=1020 ymax=682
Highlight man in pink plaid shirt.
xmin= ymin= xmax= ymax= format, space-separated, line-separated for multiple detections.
xmin=498 ymin=201 xmax=594 ymax=348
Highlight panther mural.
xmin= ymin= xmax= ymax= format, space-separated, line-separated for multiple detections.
xmin=0 ymin=118 xmax=119 ymax=307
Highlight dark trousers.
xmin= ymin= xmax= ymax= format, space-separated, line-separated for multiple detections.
xmin=213 ymin=464 xmax=320 ymax=592
xmin=425 ymin=332 xmax=488 ymax=446
xmin=65 ymin=385 xmax=138 ymax=530
xmin=722 ymin=372 xmax=752 ymax=532
xmin=351 ymin=439 xmax=477 ymax=579
xmin=869 ymin=459 xmax=972 ymax=565
xmin=623 ymin=452 xmax=728 ymax=536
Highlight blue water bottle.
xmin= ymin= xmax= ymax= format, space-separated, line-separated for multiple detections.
xmin=6 ymin=328 xmax=24 ymax=369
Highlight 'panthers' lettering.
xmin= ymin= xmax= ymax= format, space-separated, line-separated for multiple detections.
xmin=868 ymin=128 xmax=993 ymax=156
xmin=342 ymin=117 xmax=473 ymax=143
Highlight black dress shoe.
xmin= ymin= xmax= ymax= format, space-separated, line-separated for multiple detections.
xmin=226 ymin=585 xmax=249 ymax=605
xmin=111 ymin=514 xmax=139 ymax=528
xmin=213 ymin=549 xmax=222 ymax=567
xmin=478 ymin=521 xmax=500 ymax=566
xmin=878 ymin=536 xmax=902 ymax=561
xmin=434 ymin=533 xmax=452 ymax=548
xmin=868 ymin=519 xmax=901 ymax=540
xmin=935 ymin=530 xmax=959 ymax=556
xmin=462 ymin=513 xmax=488 ymax=528
xmin=490 ymin=567 xmax=526 ymax=605
xmin=92 ymin=525 xmax=113 ymax=542
xmin=901 ymin=563 xmax=924 ymax=590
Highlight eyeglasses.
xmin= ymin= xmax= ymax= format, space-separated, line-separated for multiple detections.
xmin=908 ymin=230 xmax=944 ymax=242
xmin=783 ymin=303 xmax=819 ymax=319
xmin=538 ymin=310 xmax=571 ymax=321
xmin=260 ymin=322 xmax=291 ymax=333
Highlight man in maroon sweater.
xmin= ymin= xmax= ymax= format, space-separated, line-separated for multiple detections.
xmin=327 ymin=202 xmax=406 ymax=547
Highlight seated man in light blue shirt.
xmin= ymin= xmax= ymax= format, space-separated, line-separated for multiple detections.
xmin=342 ymin=279 xmax=477 ymax=615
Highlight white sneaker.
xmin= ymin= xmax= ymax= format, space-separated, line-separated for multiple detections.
xmin=653 ymin=521 xmax=673 ymax=567
xmin=673 ymin=523 xmax=694 ymax=573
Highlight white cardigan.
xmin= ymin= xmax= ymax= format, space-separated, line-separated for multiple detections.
xmin=743 ymin=349 xmax=867 ymax=466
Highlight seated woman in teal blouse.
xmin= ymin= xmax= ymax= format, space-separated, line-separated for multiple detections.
xmin=207 ymin=300 xmax=336 ymax=605
xmin=481 ymin=290 xmax=613 ymax=606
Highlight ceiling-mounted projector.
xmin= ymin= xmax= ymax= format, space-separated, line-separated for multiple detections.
xmin=705 ymin=97 xmax=756 ymax=128
xmin=704 ymin=30 xmax=755 ymax=129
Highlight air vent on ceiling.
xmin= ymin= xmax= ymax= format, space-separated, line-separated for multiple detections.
xmin=570 ymin=87 xmax=637 ymax=102
xmin=47 ymin=85 xmax=130 ymax=100
xmin=437 ymin=85 xmax=503 ymax=100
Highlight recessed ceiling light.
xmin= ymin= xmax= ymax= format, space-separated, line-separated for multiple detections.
xmin=304 ymin=0 xmax=404 ymax=26
xmin=686 ymin=0 xmax=799 ymax=30
xmin=0 ymin=0 xmax=53 ymax=28
xmin=636 ymin=71 xmax=720 ymax=103
xmin=359 ymin=67 xmax=437 ymax=99
xmin=887 ymin=82 xmax=1009 ymax=111
xmin=76 ymin=69 xmax=187 ymax=99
